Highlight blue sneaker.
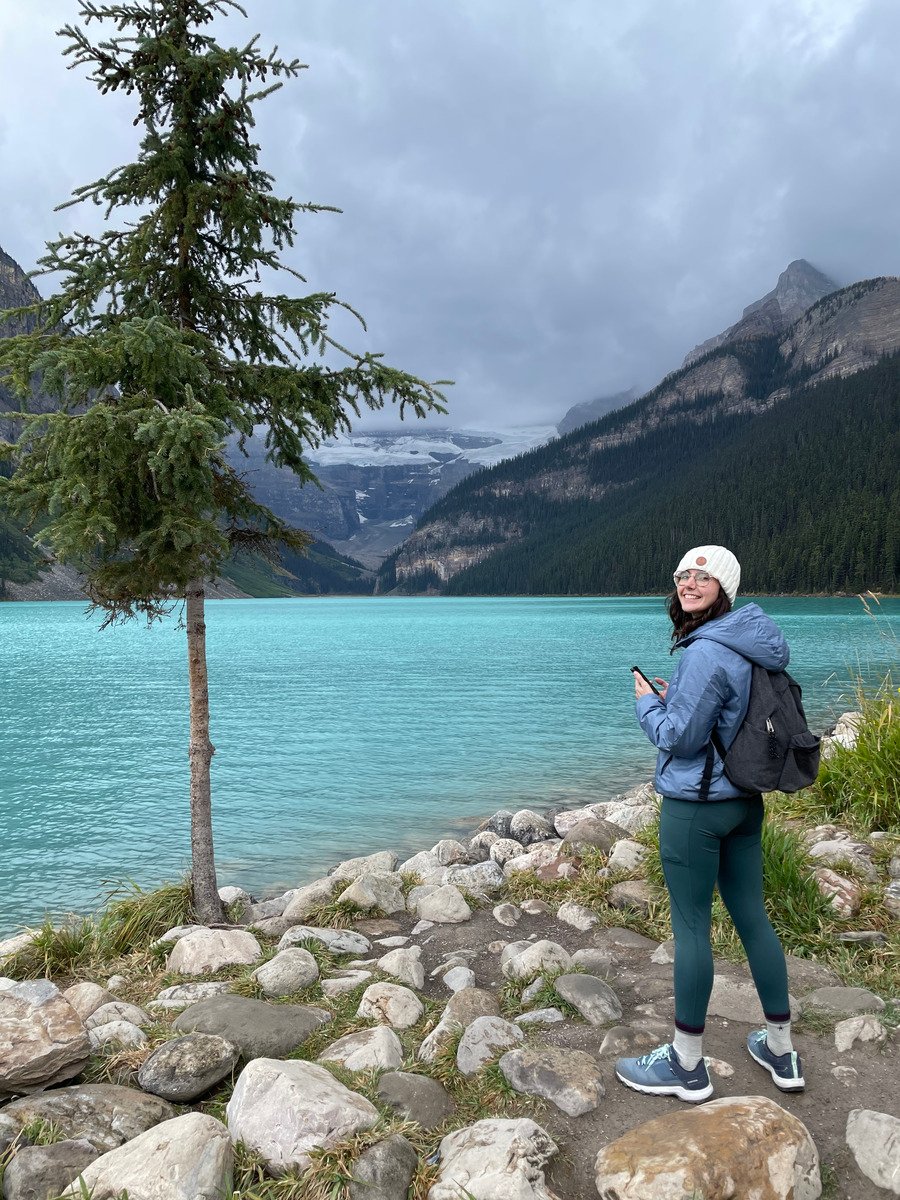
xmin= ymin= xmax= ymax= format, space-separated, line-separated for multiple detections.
xmin=747 ymin=1030 xmax=805 ymax=1091
xmin=615 ymin=1043 xmax=713 ymax=1103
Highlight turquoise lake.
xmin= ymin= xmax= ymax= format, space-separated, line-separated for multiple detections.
xmin=1 ymin=596 xmax=897 ymax=933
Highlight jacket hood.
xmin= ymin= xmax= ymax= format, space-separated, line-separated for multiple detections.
xmin=678 ymin=602 xmax=789 ymax=670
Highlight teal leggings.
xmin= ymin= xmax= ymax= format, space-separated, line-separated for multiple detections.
xmin=660 ymin=795 xmax=791 ymax=1033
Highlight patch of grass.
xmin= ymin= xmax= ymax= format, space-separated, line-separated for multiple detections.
xmin=301 ymin=899 xmax=365 ymax=930
xmin=96 ymin=879 xmax=194 ymax=958
xmin=784 ymin=673 xmax=899 ymax=834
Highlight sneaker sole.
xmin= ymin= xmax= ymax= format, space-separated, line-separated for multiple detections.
xmin=747 ymin=1045 xmax=805 ymax=1091
xmin=615 ymin=1069 xmax=713 ymax=1103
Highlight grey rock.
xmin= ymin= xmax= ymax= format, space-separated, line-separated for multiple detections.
xmin=278 ymin=925 xmax=371 ymax=955
xmin=174 ymin=994 xmax=325 ymax=1058
xmin=397 ymin=850 xmax=447 ymax=886
xmin=562 ymin=817 xmax=630 ymax=854
xmin=492 ymin=902 xmax=521 ymax=928
xmin=338 ymin=871 xmax=406 ymax=915
xmin=88 ymin=1020 xmax=147 ymax=1051
xmin=607 ymin=838 xmax=648 ymax=874
xmin=554 ymin=974 xmax=622 ymax=1024
xmin=281 ymin=876 xmax=337 ymax=922
xmin=804 ymin=986 xmax=885 ymax=1015
xmin=330 ymin=851 xmax=399 ymax=882
xmin=321 ymin=970 xmax=373 ymax=998
xmin=845 ymin=1108 xmax=900 ymax=1195
xmin=650 ymin=939 xmax=675 ymax=965
xmin=85 ymin=1001 xmax=151 ymax=1030
xmin=607 ymin=879 xmax=656 ymax=913
xmin=552 ymin=806 xmax=599 ymax=838
xmin=445 ymin=987 xmax=500 ymax=1027
xmin=147 ymin=981 xmax=231 ymax=1012
xmin=0 ymin=979 xmax=90 ymax=1096
xmin=104 ymin=975 xmax=128 ymax=993
xmin=218 ymin=885 xmax=251 ymax=915
xmin=432 ymin=838 xmax=469 ymax=865
xmin=783 ymin=954 xmax=842 ymax=994
xmin=489 ymin=837 xmax=527 ymax=867
xmin=409 ymin=884 xmax=472 ymax=924
xmin=137 ymin=1033 xmax=239 ymax=1103
xmin=318 ymin=1026 xmax=404 ymax=1072
xmin=885 ymin=880 xmax=900 ymax=918
xmin=598 ymin=1025 xmax=668 ymax=1057
xmin=515 ymin=1007 xmax=565 ymax=1026
xmin=807 ymin=840 xmax=879 ymax=881
xmin=247 ymin=893 xmax=291 ymax=922
xmin=502 ymin=939 xmax=573 ymax=981
xmin=556 ymin=901 xmax=598 ymax=931
xmin=430 ymin=1118 xmax=557 ymax=1200
xmin=838 ymin=930 xmax=887 ymax=945
xmin=519 ymin=898 xmax=551 ymax=915
xmin=499 ymin=1046 xmax=605 ymax=1116
xmin=456 ymin=1015 xmax=523 ymax=1075
xmin=253 ymin=947 xmax=319 ymax=997
xmin=481 ymin=809 xmax=514 ymax=838
xmin=520 ymin=979 xmax=545 ymax=1007
xmin=0 ymin=1084 xmax=176 ymax=1152
xmin=2 ymin=1139 xmax=98 ymax=1200
xmin=442 ymin=966 xmax=476 ymax=993
xmin=357 ymin=982 xmax=424 ymax=1029
xmin=466 ymin=831 xmax=499 ymax=862
xmin=59 ymin=1112 xmax=232 ymax=1199
xmin=509 ymin=809 xmax=556 ymax=845
xmin=167 ymin=928 xmax=262 ymax=975
xmin=603 ymin=801 xmax=657 ymax=833
xmin=594 ymin=926 xmax=660 ymax=953
xmin=151 ymin=923 xmax=205 ymax=948
xmin=377 ymin=946 xmax=425 ymax=989
xmin=570 ymin=948 xmax=617 ymax=978
xmin=889 ymin=852 xmax=900 ymax=880
xmin=226 ymin=1059 xmax=378 ymax=1176
xmin=445 ymin=859 xmax=506 ymax=896
xmin=349 ymin=1133 xmax=418 ymax=1200
xmin=376 ymin=1071 xmax=456 ymax=1130
xmin=835 ymin=1015 xmax=888 ymax=1053
xmin=707 ymin=975 xmax=800 ymax=1023
xmin=62 ymin=982 xmax=115 ymax=1022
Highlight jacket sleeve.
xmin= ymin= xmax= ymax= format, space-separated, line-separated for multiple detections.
xmin=635 ymin=646 xmax=729 ymax=756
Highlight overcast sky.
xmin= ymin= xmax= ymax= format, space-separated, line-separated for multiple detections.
xmin=1 ymin=0 xmax=898 ymax=431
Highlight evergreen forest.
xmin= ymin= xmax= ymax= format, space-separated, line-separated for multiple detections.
xmin=381 ymin=353 xmax=900 ymax=595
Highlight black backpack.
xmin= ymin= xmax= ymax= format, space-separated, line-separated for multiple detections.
xmin=699 ymin=664 xmax=821 ymax=798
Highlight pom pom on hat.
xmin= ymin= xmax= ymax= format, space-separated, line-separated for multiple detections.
xmin=674 ymin=545 xmax=741 ymax=602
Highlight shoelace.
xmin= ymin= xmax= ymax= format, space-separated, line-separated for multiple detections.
xmin=638 ymin=1044 xmax=672 ymax=1069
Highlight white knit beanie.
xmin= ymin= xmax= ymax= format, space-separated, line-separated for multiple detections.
xmin=674 ymin=545 xmax=741 ymax=603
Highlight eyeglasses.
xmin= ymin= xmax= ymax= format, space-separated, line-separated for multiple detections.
xmin=674 ymin=570 xmax=715 ymax=585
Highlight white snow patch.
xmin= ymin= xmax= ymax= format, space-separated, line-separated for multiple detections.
xmin=389 ymin=516 xmax=415 ymax=528
xmin=305 ymin=426 xmax=557 ymax=469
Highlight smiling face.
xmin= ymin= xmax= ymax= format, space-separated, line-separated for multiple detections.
xmin=675 ymin=570 xmax=722 ymax=615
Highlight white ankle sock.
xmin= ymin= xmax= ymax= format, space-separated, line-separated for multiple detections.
xmin=766 ymin=1019 xmax=793 ymax=1056
xmin=672 ymin=1029 xmax=703 ymax=1070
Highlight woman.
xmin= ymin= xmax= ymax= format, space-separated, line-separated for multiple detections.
xmin=615 ymin=545 xmax=803 ymax=1102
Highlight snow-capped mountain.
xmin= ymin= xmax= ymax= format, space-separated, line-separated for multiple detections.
xmin=231 ymin=425 xmax=558 ymax=566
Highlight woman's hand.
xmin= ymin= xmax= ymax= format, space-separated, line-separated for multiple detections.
xmin=634 ymin=674 xmax=668 ymax=700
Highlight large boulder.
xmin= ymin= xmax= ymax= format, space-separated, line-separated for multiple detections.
xmin=376 ymin=1072 xmax=456 ymax=1130
xmin=456 ymin=1016 xmax=523 ymax=1076
xmin=489 ymin=838 xmax=527 ymax=868
xmin=500 ymin=1046 xmax=605 ymax=1116
xmin=166 ymin=928 xmax=261 ymax=975
xmin=445 ymin=860 xmax=507 ymax=896
xmin=62 ymin=982 xmax=116 ymax=1022
xmin=377 ymin=946 xmax=425 ymax=989
xmin=278 ymin=924 xmax=371 ymax=955
xmin=2 ymin=1139 xmax=98 ymax=1200
xmin=60 ymin=1112 xmax=232 ymax=1200
xmin=0 ymin=979 xmax=90 ymax=1096
xmin=349 ymin=1134 xmax=418 ymax=1200
xmin=562 ymin=817 xmax=629 ymax=853
xmin=509 ymin=809 xmax=556 ymax=846
xmin=845 ymin=1108 xmax=900 ymax=1195
xmin=357 ymin=982 xmax=424 ymax=1029
xmin=252 ymin=947 xmax=319 ymax=997
xmin=429 ymin=1118 xmax=558 ymax=1200
xmin=281 ymin=877 xmax=337 ymax=922
xmin=226 ymin=1058 xmax=378 ymax=1176
xmin=174 ymin=994 xmax=325 ymax=1059
xmin=137 ymin=1033 xmax=240 ymax=1103
xmin=594 ymin=1095 xmax=821 ymax=1199
xmin=0 ymin=1084 xmax=176 ymax=1152
xmin=397 ymin=850 xmax=447 ymax=886
xmin=502 ymin=940 xmax=572 ymax=981
xmin=337 ymin=871 xmax=406 ymax=915
xmin=330 ymin=851 xmax=398 ymax=882
xmin=318 ymin=1027 xmax=404 ymax=1072
xmin=408 ymin=884 xmax=472 ymax=924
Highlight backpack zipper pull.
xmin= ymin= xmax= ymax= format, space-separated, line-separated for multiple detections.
xmin=766 ymin=718 xmax=778 ymax=759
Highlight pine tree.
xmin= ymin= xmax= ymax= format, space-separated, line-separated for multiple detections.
xmin=0 ymin=0 xmax=446 ymax=922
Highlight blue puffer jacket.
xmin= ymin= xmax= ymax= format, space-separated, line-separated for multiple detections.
xmin=635 ymin=603 xmax=789 ymax=801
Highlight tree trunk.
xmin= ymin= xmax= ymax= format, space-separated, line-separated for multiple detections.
xmin=185 ymin=578 xmax=225 ymax=924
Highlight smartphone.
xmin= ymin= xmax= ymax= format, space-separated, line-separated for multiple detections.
xmin=631 ymin=666 xmax=661 ymax=695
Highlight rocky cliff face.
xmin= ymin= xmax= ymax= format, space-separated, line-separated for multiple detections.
xmin=556 ymin=388 xmax=637 ymax=435
xmin=0 ymin=247 xmax=52 ymax=439
xmin=683 ymin=259 xmax=838 ymax=367
xmin=390 ymin=271 xmax=900 ymax=589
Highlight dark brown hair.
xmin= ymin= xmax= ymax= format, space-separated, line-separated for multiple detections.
xmin=667 ymin=588 xmax=732 ymax=650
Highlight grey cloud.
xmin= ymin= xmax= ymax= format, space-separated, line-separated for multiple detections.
xmin=1 ymin=0 xmax=897 ymax=430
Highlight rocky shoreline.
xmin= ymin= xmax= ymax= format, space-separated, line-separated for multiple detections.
xmin=0 ymin=714 xmax=898 ymax=1199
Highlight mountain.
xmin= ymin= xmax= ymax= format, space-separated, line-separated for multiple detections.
xmin=556 ymin=388 xmax=637 ymax=435
xmin=0 ymin=247 xmax=55 ymax=441
xmin=682 ymin=259 xmax=838 ymax=367
xmin=229 ymin=425 xmax=558 ymax=568
xmin=379 ymin=272 xmax=900 ymax=595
